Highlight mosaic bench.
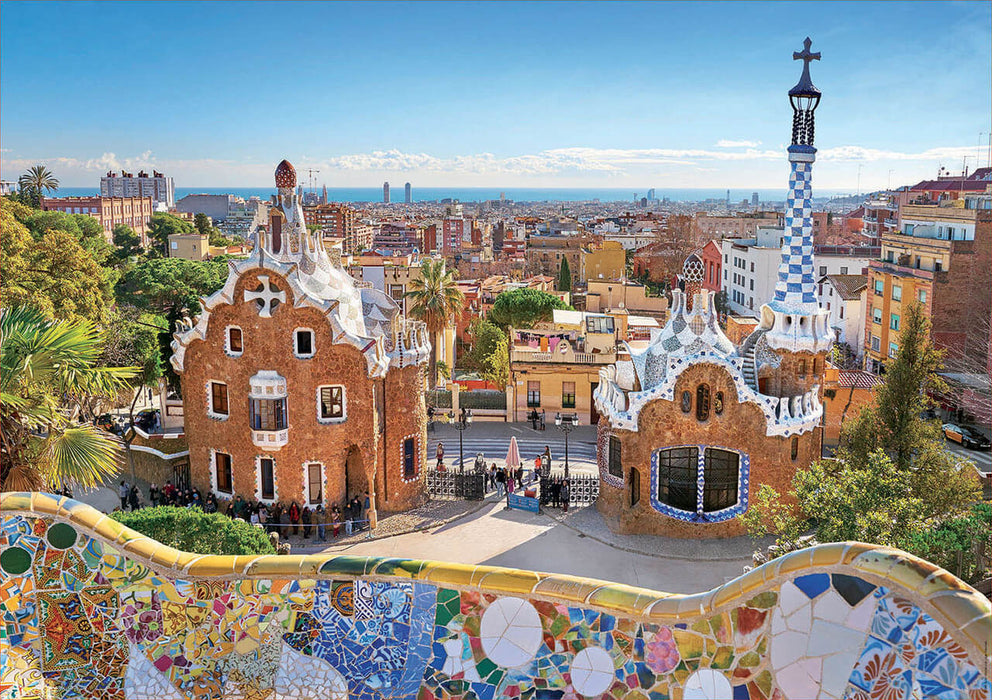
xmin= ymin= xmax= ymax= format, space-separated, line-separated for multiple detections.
xmin=1 ymin=492 xmax=989 ymax=699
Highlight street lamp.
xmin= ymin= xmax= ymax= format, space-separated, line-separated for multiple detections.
xmin=555 ymin=412 xmax=578 ymax=479
xmin=454 ymin=407 xmax=473 ymax=474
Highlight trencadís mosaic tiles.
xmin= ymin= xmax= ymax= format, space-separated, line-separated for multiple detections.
xmin=1 ymin=493 xmax=989 ymax=699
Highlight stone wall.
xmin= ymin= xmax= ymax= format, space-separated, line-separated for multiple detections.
xmin=597 ymin=363 xmax=821 ymax=539
xmin=2 ymin=493 xmax=988 ymax=700
xmin=180 ymin=268 xmax=425 ymax=515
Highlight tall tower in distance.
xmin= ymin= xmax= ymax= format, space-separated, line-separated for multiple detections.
xmin=752 ymin=192 xmax=759 ymax=207
xmin=404 ymin=182 xmax=412 ymax=204
xmin=383 ymin=181 xmax=390 ymax=204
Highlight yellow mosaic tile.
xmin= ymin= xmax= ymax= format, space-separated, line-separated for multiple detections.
xmin=29 ymin=492 xmax=62 ymax=515
xmin=960 ymin=614 xmax=992 ymax=656
xmin=586 ymin=583 xmax=660 ymax=616
xmin=0 ymin=492 xmax=32 ymax=512
xmin=838 ymin=541 xmax=877 ymax=566
xmin=808 ymin=541 xmax=847 ymax=567
xmin=736 ymin=567 xmax=767 ymax=597
xmin=710 ymin=578 xmax=744 ymax=610
xmin=774 ymin=547 xmax=813 ymax=577
xmin=371 ymin=558 xmax=428 ymax=579
xmin=121 ymin=537 xmax=168 ymax=563
xmin=851 ymin=547 xmax=906 ymax=582
xmin=187 ymin=555 xmax=237 ymax=577
xmin=477 ymin=569 xmax=542 ymax=596
xmin=245 ymin=556 xmax=301 ymax=578
xmin=531 ymin=575 xmax=603 ymax=605
xmin=421 ymin=562 xmax=477 ymax=588
xmin=915 ymin=568 xmax=974 ymax=598
xmin=927 ymin=591 xmax=991 ymax=633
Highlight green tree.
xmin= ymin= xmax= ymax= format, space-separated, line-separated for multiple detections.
xmin=740 ymin=483 xmax=805 ymax=550
xmin=208 ymin=229 xmax=237 ymax=247
xmin=193 ymin=212 xmax=212 ymax=235
xmin=405 ymin=259 xmax=465 ymax=389
xmin=907 ymin=502 xmax=991 ymax=584
xmin=147 ymin=212 xmax=194 ymax=255
xmin=100 ymin=306 xmax=166 ymax=387
xmin=557 ymin=257 xmax=572 ymax=293
xmin=488 ymin=288 xmax=570 ymax=329
xmin=0 ymin=307 xmax=137 ymax=491
xmin=1 ymin=212 xmax=113 ymax=324
xmin=794 ymin=451 xmax=926 ymax=549
xmin=112 ymin=506 xmax=275 ymax=555
xmin=116 ymin=257 xmax=229 ymax=318
xmin=467 ymin=319 xmax=509 ymax=387
xmin=111 ymin=224 xmax=144 ymax=266
xmin=17 ymin=165 xmax=59 ymax=206
xmin=838 ymin=302 xmax=945 ymax=471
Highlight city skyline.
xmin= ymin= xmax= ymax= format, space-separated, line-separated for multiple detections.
xmin=1 ymin=1 xmax=990 ymax=190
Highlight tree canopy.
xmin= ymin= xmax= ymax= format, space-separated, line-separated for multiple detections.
xmin=467 ymin=319 xmax=509 ymax=387
xmin=489 ymin=288 xmax=570 ymax=329
xmin=116 ymin=256 xmax=229 ymax=319
xmin=112 ymin=506 xmax=275 ymax=555
xmin=1 ymin=203 xmax=114 ymax=324
xmin=405 ymin=259 xmax=465 ymax=389
xmin=17 ymin=165 xmax=59 ymax=207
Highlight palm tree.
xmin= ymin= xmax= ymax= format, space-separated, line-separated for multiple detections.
xmin=405 ymin=259 xmax=465 ymax=389
xmin=1 ymin=307 xmax=137 ymax=492
xmin=18 ymin=165 xmax=60 ymax=205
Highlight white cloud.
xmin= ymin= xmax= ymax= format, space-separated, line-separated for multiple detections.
xmin=715 ymin=139 xmax=761 ymax=148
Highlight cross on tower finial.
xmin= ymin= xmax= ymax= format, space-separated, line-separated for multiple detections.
xmin=244 ymin=275 xmax=286 ymax=318
xmin=793 ymin=37 xmax=820 ymax=78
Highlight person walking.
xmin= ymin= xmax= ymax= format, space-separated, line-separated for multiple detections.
xmin=118 ymin=481 xmax=129 ymax=511
xmin=436 ymin=442 xmax=445 ymax=469
xmin=507 ymin=469 xmax=515 ymax=495
xmin=289 ymin=501 xmax=301 ymax=536
xmin=543 ymin=446 xmax=552 ymax=472
xmin=149 ymin=483 xmax=160 ymax=507
xmin=301 ymin=506 xmax=312 ymax=539
xmin=128 ymin=484 xmax=140 ymax=511
xmin=561 ymin=480 xmax=570 ymax=513
xmin=495 ymin=467 xmax=506 ymax=498
xmin=315 ymin=505 xmax=327 ymax=542
xmin=331 ymin=505 xmax=342 ymax=538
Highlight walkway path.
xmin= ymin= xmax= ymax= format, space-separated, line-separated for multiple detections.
xmin=319 ymin=499 xmax=755 ymax=594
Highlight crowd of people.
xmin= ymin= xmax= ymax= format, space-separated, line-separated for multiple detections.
xmin=115 ymin=480 xmax=374 ymax=541
xmin=431 ymin=443 xmax=572 ymax=510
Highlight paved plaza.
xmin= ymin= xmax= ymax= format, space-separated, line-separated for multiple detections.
xmin=319 ymin=497 xmax=759 ymax=594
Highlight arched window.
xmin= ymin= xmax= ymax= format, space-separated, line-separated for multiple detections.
xmin=681 ymin=390 xmax=692 ymax=413
xmin=696 ymin=384 xmax=711 ymax=421
xmin=654 ymin=447 xmax=742 ymax=516
xmin=791 ymin=436 xmax=799 ymax=461
xmin=714 ymin=391 xmax=724 ymax=415
xmin=798 ymin=359 xmax=807 ymax=377
xmin=812 ymin=358 xmax=819 ymax=375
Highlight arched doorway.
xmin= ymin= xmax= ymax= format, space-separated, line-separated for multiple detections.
xmin=344 ymin=445 xmax=368 ymax=503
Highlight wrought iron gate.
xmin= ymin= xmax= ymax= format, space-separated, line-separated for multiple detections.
xmin=426 ymin=469 xmax=487 ymax=500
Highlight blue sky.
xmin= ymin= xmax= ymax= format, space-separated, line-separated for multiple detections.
xmin=2 ymin=1 xmax=989 ymax=189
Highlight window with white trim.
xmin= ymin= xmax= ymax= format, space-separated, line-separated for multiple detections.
xmin=317 ymin=385 xmax=345 ymax=422
xmin=259 ymin=457 xmax=275 ymax=501
xmin=305 ymin=462 xmax=323 ymax=505
xmin=214 ymin=451 xmax=233 ymax=495
xmin=250 ymin=397 xmax=287 ymax=431
xmin=403 ymin=437 xmax=417 ymax=479
xmin=294 ymin=328 xmax=315 ymax=358
xmin=227 ymin=326 xmax=243 ymax=355
xmin=209 ymin=381 xmax=229 ymax=417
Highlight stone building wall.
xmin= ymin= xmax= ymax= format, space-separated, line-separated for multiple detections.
xmin=597 ymin=363 xmax=821 ymax=539
xmin=181 ymin=268 xmax=423 ymax=513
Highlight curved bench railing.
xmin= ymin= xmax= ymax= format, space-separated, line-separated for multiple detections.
xmin=2 ymin=492 xmax=989 ymax=699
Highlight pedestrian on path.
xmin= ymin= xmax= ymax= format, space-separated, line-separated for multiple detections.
xmin=543 ymin=446 xmax=551 ymax=470
xmin=316 ymin=505 xmax=327 ymax=542
xmin=128 ymin=484 xmax=140 ymax=511
xmin=507 ymin=469 xmax=515 ymax=495
xmin=436 ymin=442 xmax=445 ymax=469
xmin=118 ymin=481 xmax=129 ymax=510
xmin=561 ymin=480 xmax=570 ymax=513
xmin=496 ymin=467 xmax=506 ymax=497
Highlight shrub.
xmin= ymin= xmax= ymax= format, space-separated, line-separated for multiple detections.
xmin=112 ymin=506 xmax=275 ymax=555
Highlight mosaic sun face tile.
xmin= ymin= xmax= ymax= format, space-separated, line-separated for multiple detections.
xmin=1 ymin=498 xmax=989 ymax=700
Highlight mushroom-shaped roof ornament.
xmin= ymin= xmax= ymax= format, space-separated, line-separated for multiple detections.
xmin=275 ymin=159 xmax=297 ymax=189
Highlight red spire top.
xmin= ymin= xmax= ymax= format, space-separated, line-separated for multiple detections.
xmin=275 ymin=159 xmax=296 ymax=189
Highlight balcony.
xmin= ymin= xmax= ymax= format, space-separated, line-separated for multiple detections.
xmin=251 ymin=429 xmax=289 ymax=449
xmin=884 ymin=218 xmax=898 ymax=227
xmin=862 ymin=216 xmax=877 ymax=223
xmin=511 ymin=349 xmax=616 ymax=365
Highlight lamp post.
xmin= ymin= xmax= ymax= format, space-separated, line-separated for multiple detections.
xmin=454 ymin=407 xmax=473 ymax=474
xmin=555 ymin=412 xmax=577 ymax=479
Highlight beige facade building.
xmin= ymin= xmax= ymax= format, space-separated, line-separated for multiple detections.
xmin=580 ymin=240 xmax=626 ymax=282
xmin=41 ymin=195 xmax=154 ymax=242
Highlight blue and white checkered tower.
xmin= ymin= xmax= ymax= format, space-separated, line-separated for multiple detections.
xmin=758 ymin=38 xmax=834 ymax=354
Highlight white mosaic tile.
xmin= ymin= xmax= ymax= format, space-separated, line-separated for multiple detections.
xmin=569 ymin=646 xmax=614 ymax=697
xmin=682 ymin=668 xmax=733 ymax=700
xmin=480 ymin=597 xmax=542 ymax=668
xmin=273 ymin=641 xmax=347 ymax=700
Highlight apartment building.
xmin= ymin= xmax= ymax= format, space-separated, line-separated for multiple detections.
xmin=580 ymin=240 xmax=626 ymax=282
xmin=304 ymin=203 xmax=374 ymax=254
xmin=101 ymin=170 xmax=175 ymax=209
xmin=819 ymin=274 xmax=868 ymax=358
xmin=41 ymin=195 xmax=153 ymax=242
xmin=865 ymin=194 xmax=992 ymax=374
xmin=720 ymin=226 xmax=875 ymax=317
xmin=693 ymin=212 xmax=780 ymax=238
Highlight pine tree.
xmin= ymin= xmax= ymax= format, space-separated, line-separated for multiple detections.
xmin=557 ymin=257 xmax=572 ymax=293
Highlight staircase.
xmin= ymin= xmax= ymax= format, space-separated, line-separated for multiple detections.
xmin=742 ymin=344 xmax=758 ymax=390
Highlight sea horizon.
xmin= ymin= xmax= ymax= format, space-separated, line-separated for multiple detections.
xmin=51 ymin=186 xmax=856 ymax=204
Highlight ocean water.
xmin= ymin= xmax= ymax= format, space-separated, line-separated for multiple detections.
xmin=50 ymin=186 xmax=844 ymax=204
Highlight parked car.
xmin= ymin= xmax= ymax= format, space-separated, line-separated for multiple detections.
xmin=942 ymin=423 xmax=992 ymax=450
xmin=95 ymin=414 xmax=117 ymax=432
xmin=134 ymin=408 xmax=159 ymax=432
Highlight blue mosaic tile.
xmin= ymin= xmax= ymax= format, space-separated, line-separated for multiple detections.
xmin=793 ymin=573 xmax=830 ymax=599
